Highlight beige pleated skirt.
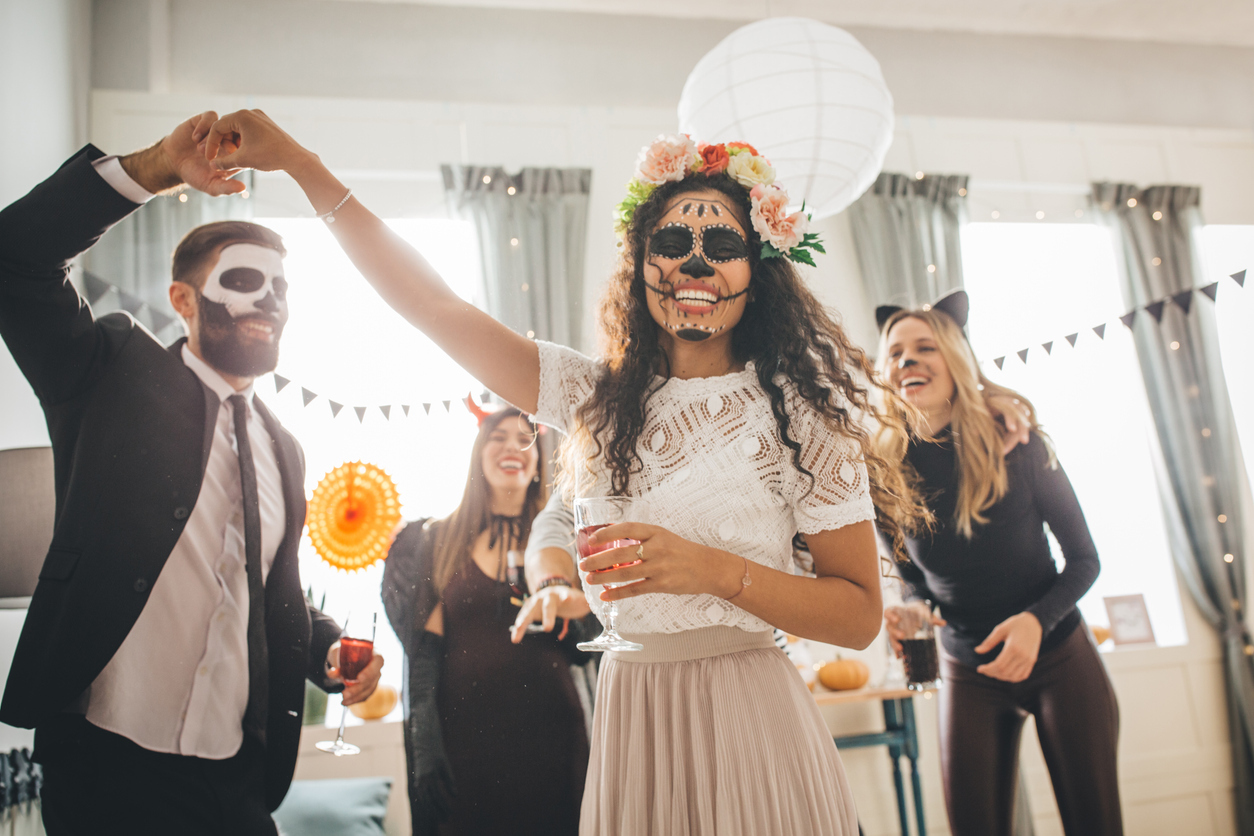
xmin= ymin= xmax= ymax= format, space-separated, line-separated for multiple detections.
xmin=579 ymin=627 xmax=859 ymax=836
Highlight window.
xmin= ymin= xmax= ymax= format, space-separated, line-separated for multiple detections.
xmin=1199 ymin=225 xmax=1254 ymax=489
xmin=961 ymin=222 xmax=1187 ymax=646
xmin=257 ymin=218 xmax=482 ymax=723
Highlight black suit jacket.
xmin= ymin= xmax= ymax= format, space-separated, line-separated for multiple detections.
xmin=0 ymin=145 xmax=340 ymax=810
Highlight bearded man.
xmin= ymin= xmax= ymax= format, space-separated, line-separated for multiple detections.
xmin=0 ymin=112 xmax=382 ymax=835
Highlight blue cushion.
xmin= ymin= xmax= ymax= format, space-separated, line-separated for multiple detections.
xmin=273 ymin=777 xmax=392 ymax=836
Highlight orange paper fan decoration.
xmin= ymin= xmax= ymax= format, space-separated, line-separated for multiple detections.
xmin=307 ymin=461 xmax=402 ymax=572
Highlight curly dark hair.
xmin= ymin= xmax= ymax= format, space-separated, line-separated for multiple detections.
xmin=570 ymin=173 xmax=928 ymax=557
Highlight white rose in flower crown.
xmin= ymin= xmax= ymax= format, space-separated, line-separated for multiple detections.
xmin=727 ymin=153 xmax=776 ymax=189
xmin=750 ymin=184 xmax=808 ymax=253
xmin=636 ymin=135 xmax=699 ymax=185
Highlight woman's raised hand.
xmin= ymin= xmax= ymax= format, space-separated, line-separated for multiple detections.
xmin=974 ymin=611 xmax=1043 ymax=682
xmin=202 ymin=109 xmax=314 ymax=175
xmin=578 ymin=523 xmax=743 ymax=601
xmin=510 ymin=584 xmax=590 ymax=644
xmin=883 ymin=601 xmax=945 ymax=656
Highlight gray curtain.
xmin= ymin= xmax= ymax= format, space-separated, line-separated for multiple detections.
xmin=847 ymin=172 xmax=969 ymax=310
xmin=1092 ymin=182 xmax=1254 ymax=833
xmin=441 ymin=165 xmax=590 ymax=348
xmin=80 ymin=180 xmax=254 ymax=343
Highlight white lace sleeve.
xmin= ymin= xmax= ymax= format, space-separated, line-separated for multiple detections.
xmin=785 ymin=392 xmax=876 ymax=534
xmin=533 ymin=341 xmax=601 ymax=435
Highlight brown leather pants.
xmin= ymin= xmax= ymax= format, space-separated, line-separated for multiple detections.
xmin=938 ymin=623 xmax=1123 ymax=836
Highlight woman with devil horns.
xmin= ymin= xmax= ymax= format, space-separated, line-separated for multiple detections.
xmin=202 ymin=113 xmax=1023 ymax=834
xmin=381 ymin=402 xmax=598 ymax=835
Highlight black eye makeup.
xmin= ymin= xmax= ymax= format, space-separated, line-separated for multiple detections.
xmin=272 ymin=275 xmax=288 ymax=300
xmin=649 ymin=224 xmax=695 ymax=259
xmin=701 ymin=225 xmax=749 ymax=263
xmin=219 ymin=267 xmax=266 ymax=293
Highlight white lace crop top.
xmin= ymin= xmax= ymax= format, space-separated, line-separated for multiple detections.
xmin=534 ymin=341 xmax=875 ymax=635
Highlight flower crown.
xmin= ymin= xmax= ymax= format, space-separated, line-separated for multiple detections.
xmin=614 ymin=135 xmax=826 ymax=267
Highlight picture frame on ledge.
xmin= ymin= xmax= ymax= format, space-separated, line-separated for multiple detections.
xmin=1103 ymin=594 xmax=1156 ymax=646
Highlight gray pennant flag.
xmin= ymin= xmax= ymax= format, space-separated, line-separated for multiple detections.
xmin=354 ymin=406 xmax=367 ymax=423
xmin=83 ymin=272 xmax=114 ymax=304
xmin=401 ymin=405 xmax=411 ymax=416
xmin=329 ymin=401 xmax=344 ymax=417
xmin=301 ymin=388 xmax=317 ymax=406
xmin=380 ymin=405 xmax=391 ymax=420
xmin=274 ymin=374 xmax=291 ymax=393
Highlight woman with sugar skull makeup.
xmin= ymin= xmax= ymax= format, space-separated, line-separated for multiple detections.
xmin=203 ymin=113 xmax=928 ymax=834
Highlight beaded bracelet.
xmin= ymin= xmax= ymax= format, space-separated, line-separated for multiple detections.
xmin=317 ymin=188 xmax=353 ymax=224
xmin=534 ymin=575 xmax=574 ymax=593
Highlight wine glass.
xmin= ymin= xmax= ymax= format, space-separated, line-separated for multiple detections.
xmin=575 ymin=496 xmax=647 ymax=652
xmin=317 ymin=613 xmax=376 ymax=756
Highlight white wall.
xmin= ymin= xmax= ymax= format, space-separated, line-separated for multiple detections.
xmin=0 ymin=0 xmax=91 ymax=453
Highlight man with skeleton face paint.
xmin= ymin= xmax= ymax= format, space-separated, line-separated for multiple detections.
xmin=193 ymin=241 xmax=290 ymax=377
xmin=0 ymin=114 xmax=376 ymax=835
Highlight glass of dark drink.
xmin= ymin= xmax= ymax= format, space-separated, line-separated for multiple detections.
xmin=507 ymin=549 xmax=546 ymax=634
xmin=317 ymin=613 xmax=376 ymax=756
xmin=574 ymin=496 xmax=647 ymax=652
xmin=899 ymin=608 xmax=941 ymax=691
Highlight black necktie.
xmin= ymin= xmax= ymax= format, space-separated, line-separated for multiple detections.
xmin=230 ymin=394 xmax=269 ymax=745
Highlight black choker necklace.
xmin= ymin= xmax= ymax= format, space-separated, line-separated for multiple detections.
xmin=487 ymin=514 xmax=523 ymax=552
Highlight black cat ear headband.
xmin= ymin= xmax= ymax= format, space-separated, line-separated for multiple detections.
xmin=875 ymin=289 xmax=970 ymax=332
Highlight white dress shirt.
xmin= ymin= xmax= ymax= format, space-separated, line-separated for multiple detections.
xmin=84 ymin=332 xmax=288 ymax=758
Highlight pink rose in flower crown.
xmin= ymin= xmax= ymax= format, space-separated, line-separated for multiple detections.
xmin=697 ymin=143 xmax=730 ymax=175
xmin=636 ymin=135 xmax=699 ymax=185
xmin=750 ymin=184 xmax=809 ymax=253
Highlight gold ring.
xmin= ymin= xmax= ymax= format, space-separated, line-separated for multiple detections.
xmin=636 ymin=544 xmax=645 ymax=560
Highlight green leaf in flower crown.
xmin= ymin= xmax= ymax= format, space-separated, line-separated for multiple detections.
xmin=761 ymin=241 xmax=785 ymax=260
xmin=810 ymin=241 xmax=826 ymax=254
xmin=788 ymin=248 xmax=817 ymax=267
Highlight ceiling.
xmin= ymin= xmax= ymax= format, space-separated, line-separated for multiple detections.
xmin=336 ymin=0 xmax=1254 ymax=48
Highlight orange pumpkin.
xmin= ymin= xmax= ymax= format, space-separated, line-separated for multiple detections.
xmin=818 ymin=657 xmax=870 ymax=691
xmin=348 ymin=683 xmax=399 ymax=721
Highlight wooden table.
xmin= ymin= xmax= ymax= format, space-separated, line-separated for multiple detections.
xmin=813 ymin=684 xmax=937 ymax=836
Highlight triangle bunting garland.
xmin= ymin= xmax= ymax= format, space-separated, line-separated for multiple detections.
xmin=301 ymin=387 xmax=318 ymax=406
xmin=380 ymin=405 xmax=391 ymax=420
xmin=258 ymin=373 xmax=484 ymax=423
xmin=354 ymin=407 xmax=367 ymax=423
xmin=329 ymin=401 xmax=344 ymax=418
xmin=984 ymin=266 xmax=1247 ymax=375
xmin=274 ymin=375 xmax=291 ymax=393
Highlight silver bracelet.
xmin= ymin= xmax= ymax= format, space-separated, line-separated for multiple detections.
xmin=317 ymin=188 xmax=353 ymax=224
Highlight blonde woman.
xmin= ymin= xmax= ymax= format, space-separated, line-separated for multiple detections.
xmin=877 ymin=291 xmax=1121 ymax=836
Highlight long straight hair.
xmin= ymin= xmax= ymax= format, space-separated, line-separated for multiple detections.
xmin=875 ymin=309 xmax=1051 ymax=539
xmin=430 ymin=408 xmax=548 ymax=594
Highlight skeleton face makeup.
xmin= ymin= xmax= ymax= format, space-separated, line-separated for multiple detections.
xmin=195 ymin=243 xmax=289 ymax=377
xmin=643 ymin=191 xmax=752 ymax=343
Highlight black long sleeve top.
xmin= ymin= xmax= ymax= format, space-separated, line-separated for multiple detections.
xmin=897 ymin=429 xmax=1100 ymax=668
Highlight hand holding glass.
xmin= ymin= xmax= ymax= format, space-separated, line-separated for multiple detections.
xmin=317 ymin=613 xmax=375 ymax=756
xmin=575 ymin=496 xmax=647 ymax=653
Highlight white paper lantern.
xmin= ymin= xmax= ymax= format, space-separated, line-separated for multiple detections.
xmin=678 ymin=18 xmax=894 ymax=220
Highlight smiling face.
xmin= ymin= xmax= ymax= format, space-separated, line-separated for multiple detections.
xmin=480 ymin=413 xmax=539 ymax=500
xmin=642 ymin=189 xmax=753 ymax=343
xmin=195 ymin=243 xmax=289 ymax=377
xmin=884 ymin=315 xmax=956 ymax=414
